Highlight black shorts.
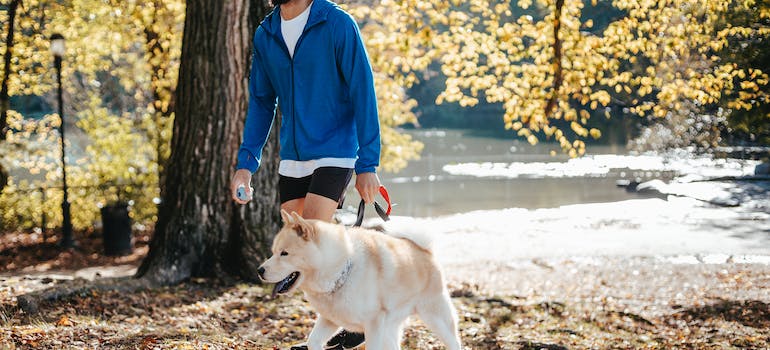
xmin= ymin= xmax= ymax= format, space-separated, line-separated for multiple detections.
xmin=279 ymin=167 xmax=354 ymax=205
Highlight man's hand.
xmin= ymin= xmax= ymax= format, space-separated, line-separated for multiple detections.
xmin=355 ymin=172 xmax=381 ymax=204
xmin=231 ymin=169 xmax=253 ymax=204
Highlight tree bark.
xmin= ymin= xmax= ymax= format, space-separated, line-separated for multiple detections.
xmin=1 ymin=0 xmax=21 ymax=191
xmin=1 ymin=0 xmax=19 ymax=141
xmin=544 ymin=0 xmax=564 ymax=118
xmin=137 ymin=0 xmax=280 ymax=285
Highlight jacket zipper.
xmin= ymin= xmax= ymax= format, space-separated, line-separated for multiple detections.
xmin=290 ymin=59 xmax=299 ymax=160
xmin=264 ymin=14 xmax=323 ymax=161
xmin=290 ymin=25 xmax=316 ymax=161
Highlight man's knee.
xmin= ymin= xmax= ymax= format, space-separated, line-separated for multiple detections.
xmin=302 ymin=193 xmax=338 ymax=222
xmin=281 ymin=198 xmax=304 ymax=216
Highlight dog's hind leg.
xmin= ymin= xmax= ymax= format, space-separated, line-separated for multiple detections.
xmin=306 ymin=317 xmax=340 ymax=350
xmin=416 ymin=292 xmax=462 ymax=350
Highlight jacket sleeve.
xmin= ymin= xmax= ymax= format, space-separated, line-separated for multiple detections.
xmin=334 ymin=14 xmax=380 ymax=174
xmin=236 ymin=45 xmax=277 ymax=173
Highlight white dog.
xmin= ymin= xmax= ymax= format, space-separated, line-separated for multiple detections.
xmin=258 ymin=210 xmax=462 ymax=350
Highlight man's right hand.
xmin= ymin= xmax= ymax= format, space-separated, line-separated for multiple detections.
xmin=231 ymin=169 xmax=253 ymax=204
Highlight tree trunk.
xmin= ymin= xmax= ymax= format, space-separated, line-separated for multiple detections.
xmin=544 ymin=0 xmax=564 ymax=118
xmin=1 ymin=0 xmax=21 ymax=191
xmin=1 ymin=0 xmax=19 ymax=141
xmin=137 ymin=0 xmax=280 ymax=285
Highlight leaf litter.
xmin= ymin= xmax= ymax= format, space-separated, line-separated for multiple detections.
xmin=1 ymin=232 xmax=768 ymax=349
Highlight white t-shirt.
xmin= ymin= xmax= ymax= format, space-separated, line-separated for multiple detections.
xmin=281 ymin=4 xmax=312 ymax=58
xmin=279 ymin=3 xmax=356 ymax=178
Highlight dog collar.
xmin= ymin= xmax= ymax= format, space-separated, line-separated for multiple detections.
xmin=328 ymin=259 xmax=353 ymax=294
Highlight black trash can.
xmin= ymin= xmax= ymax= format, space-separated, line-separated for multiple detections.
xmin=101 ymin=202 xmax=132 ymax=256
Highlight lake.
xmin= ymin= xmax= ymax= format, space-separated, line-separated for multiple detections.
xmin=344 ymin=129 xmax=649 ymax=218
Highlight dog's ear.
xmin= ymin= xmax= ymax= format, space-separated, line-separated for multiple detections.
xmin=290 ymin=211 xmax=315 ymax=241
xmin=280 ymin=209 xmax=294 ymax=226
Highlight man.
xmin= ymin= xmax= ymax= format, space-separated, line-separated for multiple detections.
xmin=230 ymin=0 xmax=380 ymax=348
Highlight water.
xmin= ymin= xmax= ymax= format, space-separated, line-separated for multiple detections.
xmin=345 ymin=129 xmax=645 ymax=218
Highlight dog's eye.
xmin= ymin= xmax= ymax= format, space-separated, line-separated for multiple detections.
xmin=280 ymin=251 xmax=288 ymax=256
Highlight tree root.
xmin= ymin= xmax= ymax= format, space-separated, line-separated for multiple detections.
xmin=15 ymin=276 xmax=159 ymax=315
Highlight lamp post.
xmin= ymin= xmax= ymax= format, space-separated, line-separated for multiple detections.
xmin=50 ymin=33 xmax=75 ymax=248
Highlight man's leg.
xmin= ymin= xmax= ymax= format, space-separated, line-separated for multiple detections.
xmin=301 ymin=193 xmax=338 ymax=221
xmin=287 ymin=194 xmax=365 ymax=349
xmin=279 ymin=173 xmax=312 ymax=216
xmin=279 ymin=166 xmax=347 ymax=220
xmin=301 ymin=167 xmax=365 ymax=349
xmin=281 ymin=198 xmax=305 ymax=216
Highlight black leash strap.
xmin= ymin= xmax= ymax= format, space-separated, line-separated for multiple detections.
xmin=353 ymin=186 xmax=392 ymax=227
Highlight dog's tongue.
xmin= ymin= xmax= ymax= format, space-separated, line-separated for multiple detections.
xmin=271 ymin=275 xmax=292 ymax=298
xmin=270 ymin=283 xmax=282 ymax=298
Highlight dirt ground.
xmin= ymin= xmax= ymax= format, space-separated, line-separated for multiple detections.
xmin=1 ymin=231 xmax=769 ymax=349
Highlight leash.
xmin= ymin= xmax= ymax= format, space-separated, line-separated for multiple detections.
xmin=353 ymin=185 xmax=391 ymax=227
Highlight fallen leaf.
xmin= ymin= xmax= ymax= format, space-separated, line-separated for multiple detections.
xmin=56 ymin=315 xmax=72 ymax=327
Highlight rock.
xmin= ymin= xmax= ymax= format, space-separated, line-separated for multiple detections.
xmin=755 ymin=162 xmax=769 ymax=176
xmin=16 ymin=295 xmax=39 ymax=314
xmin=617 ymin=178 xmax=641 ymax=192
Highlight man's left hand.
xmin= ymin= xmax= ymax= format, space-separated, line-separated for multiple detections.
xmin=355 ymin=172 xmax=381 ymax=204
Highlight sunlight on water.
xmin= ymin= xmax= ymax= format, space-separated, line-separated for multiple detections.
xmin=350 ymin=129 xmax=763 ymax=217
xmin=367 ymin=197 xmax=770 ymax=263
xmin=443 ymin=154 xmax=759 ymax=179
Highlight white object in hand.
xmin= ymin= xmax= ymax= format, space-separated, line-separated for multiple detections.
xmin=236 ymin=185 xmax=253 ymax=201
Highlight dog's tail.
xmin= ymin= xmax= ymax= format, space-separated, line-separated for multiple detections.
xmin=381 ymin=218 xmax=435 ymax=251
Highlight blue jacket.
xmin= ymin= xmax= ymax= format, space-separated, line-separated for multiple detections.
xmin=236 ymin=0 xmax=380 ymax=174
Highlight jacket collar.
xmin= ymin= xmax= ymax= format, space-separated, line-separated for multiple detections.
xmin=261 ymin=0 xmax=334 ymax=36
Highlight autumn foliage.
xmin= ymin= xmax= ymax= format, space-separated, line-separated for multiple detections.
xmin=421 ymin=0 xmax=769 ymax=155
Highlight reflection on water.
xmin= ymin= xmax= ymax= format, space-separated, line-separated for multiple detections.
xmin=346 ymin=129 xmax=646 ymax=218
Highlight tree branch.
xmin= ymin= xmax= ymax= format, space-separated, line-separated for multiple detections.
xmin=544 ymin=0 xmax=564 ymax=119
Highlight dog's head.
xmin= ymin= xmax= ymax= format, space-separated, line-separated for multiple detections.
xmin=258 ymin=210 xmax=322 ymax=297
